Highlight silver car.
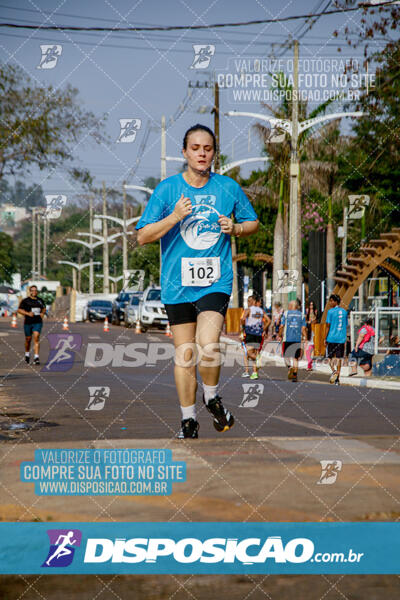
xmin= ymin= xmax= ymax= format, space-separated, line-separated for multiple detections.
xmin=124 ymin=293 xmax=143 ymax=327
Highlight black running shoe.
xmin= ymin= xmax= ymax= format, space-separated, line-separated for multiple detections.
xmin=33 ymin=357 xmax=40 ymax=365
xmin=203 ymin=395 xmax=234 ymax=433
xmin=176 ymin=418 xmax=199 ymax=439
xmin=334 ymin=377 xmax=340 ymax=386
xmin=292 ymin=372 xmax=298 ymax=383
xmin=25 ymin=355 xmax=30 ymax=364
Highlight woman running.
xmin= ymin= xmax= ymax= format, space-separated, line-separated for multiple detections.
xmin=136 ymin=124 xmax=259 ymax=438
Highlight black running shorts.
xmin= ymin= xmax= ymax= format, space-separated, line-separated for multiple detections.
xmin=282 ymin=341 xmax=302 ymax=360
xmin=164 ymin=292 xmax=230 ymax=326
xmin=327 ymin=342 xmax=345 ymax=359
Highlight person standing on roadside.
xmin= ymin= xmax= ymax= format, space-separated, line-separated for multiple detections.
xmin=324 ymin=294 xmax=348 ymax=386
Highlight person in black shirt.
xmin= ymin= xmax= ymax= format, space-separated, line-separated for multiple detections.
xmin=18 ymin=285 xmax=46 ymax=365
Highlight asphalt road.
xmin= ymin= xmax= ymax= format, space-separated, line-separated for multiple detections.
xmin=1 ymin=320 xmax=399 ymax=443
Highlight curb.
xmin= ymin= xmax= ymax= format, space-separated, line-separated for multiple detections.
xmin=220 ymin=335 xmax=400 ymax=392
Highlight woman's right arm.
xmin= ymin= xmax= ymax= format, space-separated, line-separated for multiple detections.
xmin=137 ymin=193 xmax=192 ymax=246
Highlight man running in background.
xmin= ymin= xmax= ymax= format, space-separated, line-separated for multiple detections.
xmin=17 ymin=285 xmax=46 ymax=365
xmin=324 ymin=294 xmax=348 ymax=386
xmin=279 ymin=299 xmax=307 ymax=383
xmin=240 ymin=294 xmax=270 ymax=379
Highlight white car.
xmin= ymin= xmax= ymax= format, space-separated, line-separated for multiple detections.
xmin=138 ymin=287 xmax=168 ymax=332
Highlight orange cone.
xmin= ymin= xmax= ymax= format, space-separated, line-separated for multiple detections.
xmin=135 ymin=318 xmax=141 ymax=334
xmin=11 ymin=313 xmax=17 ymax=328
xmin=4 ymin=309 xmax=8 ymax=318
xmin=62 ymin=317 xmax=69 ymax=331
xmin=103 ymin=317 xmax=110 ymax=332
xmin=165 ymin=321 xmax=172 ymax=337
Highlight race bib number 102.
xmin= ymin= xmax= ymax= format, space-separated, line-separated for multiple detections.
xmin=181 ymin=257 xmax=221 ymax=287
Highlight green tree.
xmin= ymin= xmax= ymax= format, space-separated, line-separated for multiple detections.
xmin=0 ymin=232 xmax=15 ymax=282
xmin=0 ymin=63 xmax=108 ymax=180
xmin=340 ymin=39 xmax=400 ymax=245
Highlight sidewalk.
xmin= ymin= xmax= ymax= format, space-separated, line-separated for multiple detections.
xmin=221 ymin=333 xmax=400 ymax=392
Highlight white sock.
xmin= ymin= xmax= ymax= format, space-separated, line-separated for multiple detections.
xmin=181 ymin=404 xmax=196 ymax=421
xmin=25 ymin=352 xmax=30 ymax=357
xmin=34 ymin=354 xmax=39 ymax=359
xmin=203 ymin=384 xmax=218 ymax=404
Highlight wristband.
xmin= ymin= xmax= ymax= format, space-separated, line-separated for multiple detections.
xmin=235 ymin=224 xmax=243 ymax=237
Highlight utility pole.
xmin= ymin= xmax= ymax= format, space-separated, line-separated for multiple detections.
xmin=159 ymin=116 xmax=167 ymax=284
xmin=161 ymin=115 xmax=166 ymax=181
xmin=122 ymin=181 xmax=128 ymax=278
xmin=89 ymin=195 xmax=94 ymax=294
xmin=37 ymin=210 xmax=41 ymax=278
xmin=102 ymin=182 xmax=110 ymax=294
xmin=288 ymin=39 xmax=300 ymax=302
xmin=342 ymin=205 xmax=348 ymax=267
xmin=31 ymin=207 xmax=36 ymax=278
xmin=43 ymin=215 xmax=47 ymax=276
xmin=213 ymin=82 xmax=220 ymax=172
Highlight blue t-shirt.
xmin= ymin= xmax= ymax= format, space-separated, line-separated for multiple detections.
xmin=136 ymin=172 xmax=258 ymax=304
xmin=281 ymin=310 xmax=306 ymax=342
xmin=326 ymin=306 xmax=348 ymax=343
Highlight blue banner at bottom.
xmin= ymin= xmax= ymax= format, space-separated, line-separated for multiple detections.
xmin=0 ymin=522 xmax=398 ymax=574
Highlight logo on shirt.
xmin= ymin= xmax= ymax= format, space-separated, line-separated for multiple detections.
xmin=180 ymin=195 xmax=221 ymax=250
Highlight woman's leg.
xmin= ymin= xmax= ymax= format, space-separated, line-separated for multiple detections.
xmin=196 ymin=311 xmax=225 ymax=386
xmin=171 ymin=322 xmax=198 ymax=408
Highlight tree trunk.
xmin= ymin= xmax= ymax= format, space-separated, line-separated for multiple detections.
xmin=326 ymin=222 xmax=335 ymax=296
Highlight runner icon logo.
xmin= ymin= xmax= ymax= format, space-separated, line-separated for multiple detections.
xmin=275 ymin=270 xmax=299 ymax=294
xmin=240 ymin=383 xmax=264 ymax=408
xmin=86 ymin=386 xmax=110 ymax=411
xmin=42 ymin=334 xmax=82 ymax=372
xmin=37 ymin=45 xmax=62 ymax=69
xmin=116 ymin=119 xmax=142 ymax=143
xmin=190 ymin=44 xmax=215 ymax=69
xmin=42 ymin=529 xmax=82 ymax=568
xmin=317 ymin=460 xmax=342 ymax=485
xmin=45 ymin=194 xmax=67 ymax=219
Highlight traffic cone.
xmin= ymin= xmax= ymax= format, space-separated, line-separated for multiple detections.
xmin=135 ymin=318 xmax=141 ymax=334
xmin=165 ymin=321 xmax=172 ymax=337
xmin=62 ymin=317 xmax=69 ymax=331
xmin=4 ymin=309 xmax=8 ymax=318
xmin=103 ymin=317 xmax=110 ymax=332
xmin=11 ymin=313 xmax=17 ymax=328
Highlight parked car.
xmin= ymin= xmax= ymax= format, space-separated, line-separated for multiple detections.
xmin=138 ymin=287 xmax=168 ymax=332
xmin=124 ymin=293 xmax=143 ymax=327
xmin=111 ymin=291 xmax=135 ymax=325
xmin=86 ymin=299 xmax=113 ymax=322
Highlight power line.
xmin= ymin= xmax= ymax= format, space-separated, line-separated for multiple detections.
xmin=0 ymin=4 xmax=392 ymax=32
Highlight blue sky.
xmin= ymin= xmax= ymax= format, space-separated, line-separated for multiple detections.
xmin=0 ymin=0 xmax=390 ymax=203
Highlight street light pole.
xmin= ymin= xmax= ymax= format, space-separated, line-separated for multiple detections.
xmin=122 ymin=181 xmax=128 ymax=276
xmin=37 ymin=210 xmax=41 ymax=278
xmin=31 ymin=207 xmax=36 ymax=278
xmin=89 ymin=195 xmax=94 ymax=294
xmin=289 ymin=39 xmax=301 ymax=303
xmin=102 ymin=182 xmax=109 ymax=294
